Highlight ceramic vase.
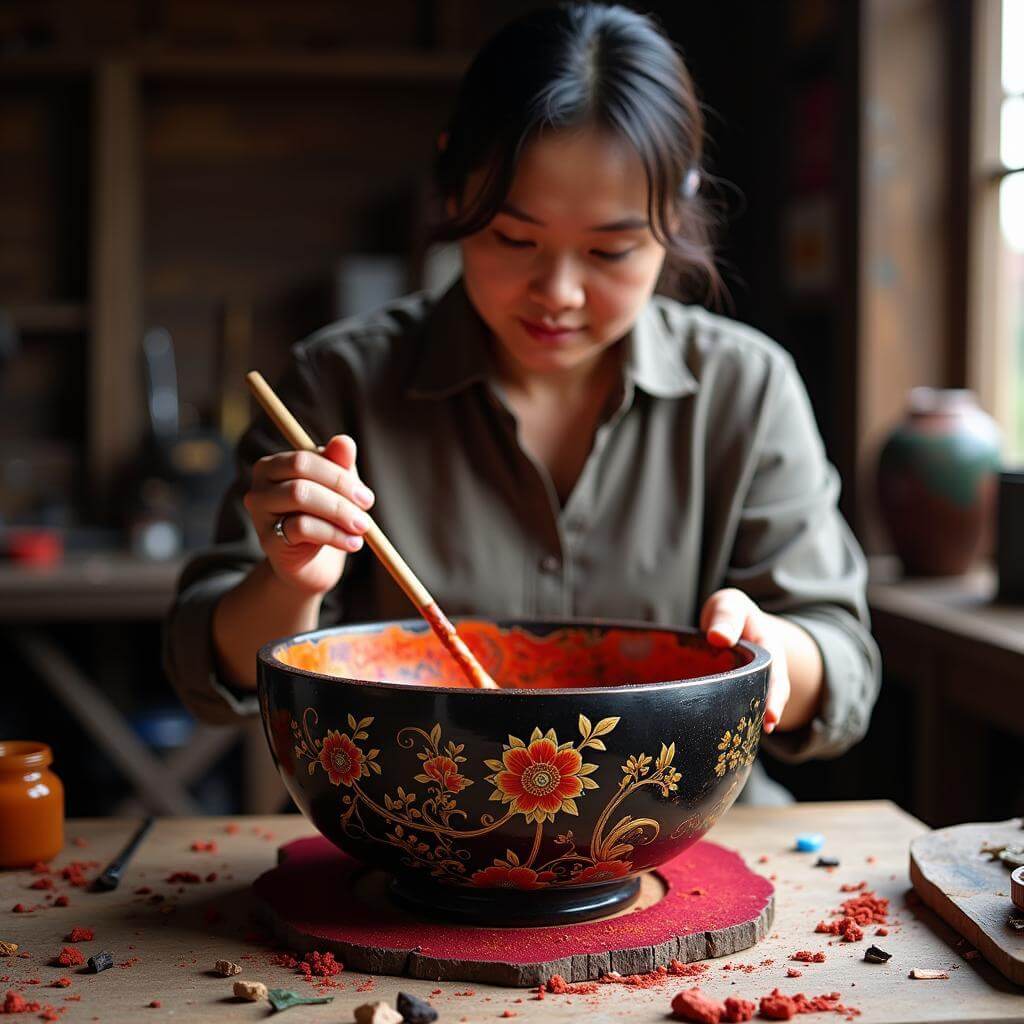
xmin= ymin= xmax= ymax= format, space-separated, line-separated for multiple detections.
xmin=877 ymin=388 xmax=1001 ymax=576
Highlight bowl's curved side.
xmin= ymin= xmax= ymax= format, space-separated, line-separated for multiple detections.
xmin=258 ymin=638 xmax=769 ymax=894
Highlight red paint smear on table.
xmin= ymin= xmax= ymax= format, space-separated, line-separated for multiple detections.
xmin=278 ymin=621 xmax=743 ymax=691
xmin=252 ymin=835 xmax=773 ymax=965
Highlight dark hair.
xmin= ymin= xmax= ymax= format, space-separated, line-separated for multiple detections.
xmin=433 ymin=3 xmax=720 ymax=300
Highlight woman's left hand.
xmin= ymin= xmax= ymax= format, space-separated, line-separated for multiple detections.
xmin=699 ymin=588 xmax=789 ymax=733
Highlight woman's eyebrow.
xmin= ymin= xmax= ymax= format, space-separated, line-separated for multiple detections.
xmin=499 ymin=202 xmax=648 ymax=232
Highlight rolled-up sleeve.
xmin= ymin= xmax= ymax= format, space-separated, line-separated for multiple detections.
xmin=163 ymin=343 xmax=344 ymax=724
xmin=723 ymin=351 xmax=881 ymax=763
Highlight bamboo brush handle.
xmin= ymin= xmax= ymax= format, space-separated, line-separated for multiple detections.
xmin=245 ymin=371 xmax=499 ymax=690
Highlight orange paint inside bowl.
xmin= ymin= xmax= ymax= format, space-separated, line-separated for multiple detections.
xmin=274 ymin=621 xmax=745 ymax=690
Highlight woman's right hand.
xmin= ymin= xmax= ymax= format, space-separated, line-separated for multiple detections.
xmin=243 ymin=434 xmax=375 ymax=597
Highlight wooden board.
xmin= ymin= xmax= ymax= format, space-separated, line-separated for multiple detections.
xmin=910 ymin=818 xmax=1024 ymax=985
xmin=251 ymin=835 xmax=775 ymax=987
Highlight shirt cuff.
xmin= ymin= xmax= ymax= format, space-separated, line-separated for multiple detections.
xmin=758 ymin=611 xmax=879 ymax=764
xmin=163 ymin=572 xmax=262 ymax=724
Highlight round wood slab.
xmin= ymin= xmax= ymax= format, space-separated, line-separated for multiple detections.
xmin=251 ymin=835 xmax=774 ymax=987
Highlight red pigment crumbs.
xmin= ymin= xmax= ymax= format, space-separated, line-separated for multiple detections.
xmin=431 ymin=989 xmax=442 ymax=996
xmin=30 ymin=863 xmax=50 ymax=875
xmin=10 ymin=906 xmax=30 ymax=915
xmin=299 ymin=951 xmax=343 ymax=978
xmin=204 ymin=873 xmax=218 ymax=883
xmin=189 ymin=841 xmax=217 ymax=853
xmin=723 ymin=996 xmax=756 ymax=1022
xmin=28 ymin=880 xmax=53 ymax=891
xmin=759 ymin=989 xmax=860 ymax=1021
xmin=721 ymin=961 xmax=773 ymax=975
xmin=671 ymin=987 xmax=723 ymax=1023
xmin=71 ymin=838 xmax=88 ymax=849
xmin=147 ymin=1001 xmax=161 ymax=1008
xmin=119 ymin=958 xmax=140 ymax=969
xmin=757 ymin=856 xmax=770 ymax=864
xmin=839 ymin=882 xmax=866 ymax=893
xmin=2 ymin=990 xmax=41 ymax=1013
xmin=49 ymin=981 xmax=71 ymax=989
xmin=544 ymin=975 xmax=601 ymax=995
xmin=595 ymin=962 xmax=708 ymax=990
xmin=500 ymin=1012 xmax=517 ymax=1018
xmin=54 ymin=949 xmax=84 ymax=968
xmin=815 ymin=888 xmax=888 ymax=943
xmin=65 ymin=929 xmax=93 ymax=943
xmin=52 ymin=897 xmax=68 ymax=908
xmin=62 ymin=997 xmax=79 ymax=1003
xmin=61 ymin=863 xmax=97 ymax=887
xmin=671 ymin=987 xmax=859 ymax=1023
xmin=875 ymin=928 xmax=889 ymax=937
xmin=224 ymin=824 xmax=240 ymax=835
xmin=787 ymin=969 xmax=803 ymax=978
xmin=165 ymin=872 xmax=200 ymax=884
xmin=354 ymin=979 xmax=374 ymax=992
xmin=790 ymin=952 xmax=826 ymax=963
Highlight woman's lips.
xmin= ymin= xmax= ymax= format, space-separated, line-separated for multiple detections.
xmin=519 ymin=318 xmax=583 ymax=343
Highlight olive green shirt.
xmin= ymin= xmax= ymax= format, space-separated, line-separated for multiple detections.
xmin=164 ymin=280 xmax=880 ymax=804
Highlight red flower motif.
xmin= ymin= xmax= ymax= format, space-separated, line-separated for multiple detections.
xmin=470 ymin=865 xmax=556 ymax=889
xmin=570 ymin=860 xmax=632 ymax=885
xmin=319 ymin=730 xmax=364 ymax=787
xmin=493 ymin=736 xmax=584 ymax=823
xmin=422 ymin=755 xmax=471 ymax=793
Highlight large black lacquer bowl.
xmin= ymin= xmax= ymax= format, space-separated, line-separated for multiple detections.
xmin=258 ymin=619 xmax=770 ymax=926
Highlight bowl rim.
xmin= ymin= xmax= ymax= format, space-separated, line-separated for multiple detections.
xmin=257 ymin=616 xmax=771 ymax=697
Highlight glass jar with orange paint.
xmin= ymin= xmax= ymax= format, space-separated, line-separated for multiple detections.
xmin=0 ymin=742 xmax=64 ymax=867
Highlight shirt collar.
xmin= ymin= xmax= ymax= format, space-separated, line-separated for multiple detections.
xmin=406 ymin=278 xmax=697 ymax=400
xmin=624 ymin=298 xmax=698 ymax=399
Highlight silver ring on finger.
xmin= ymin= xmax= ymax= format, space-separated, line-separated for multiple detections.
xmin=272 ymin=515 xmax=291 ymax=545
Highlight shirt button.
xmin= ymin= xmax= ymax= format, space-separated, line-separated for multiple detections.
xmin=540 ymin=555 xmax=561 ymax=574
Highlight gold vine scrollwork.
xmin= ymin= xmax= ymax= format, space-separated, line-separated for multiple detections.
xmin=286 ymin=708 xmax=689 ymax=890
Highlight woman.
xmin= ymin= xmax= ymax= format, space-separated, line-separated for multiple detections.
xmin=165 ymin=3 xmax=879 ymax=805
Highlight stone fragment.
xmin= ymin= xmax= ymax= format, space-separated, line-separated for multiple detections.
xmin=233 ymin=980 xmax=268 ymax=1001
xmin=354 ymin=1002 xmax=403 ymax=1024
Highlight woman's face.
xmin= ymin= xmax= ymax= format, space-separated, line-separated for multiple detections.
xmin=459 ymin=128 xmax=669 ymax=379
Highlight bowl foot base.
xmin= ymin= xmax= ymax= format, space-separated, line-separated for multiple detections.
xmin=388 ymin=873 xmax=641 ymax=926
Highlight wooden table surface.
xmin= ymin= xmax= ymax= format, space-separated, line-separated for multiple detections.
xmin=2 ymin=802 xmax=1021 ymax=1024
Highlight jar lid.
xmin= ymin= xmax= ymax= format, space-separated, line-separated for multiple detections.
xmin=0 ymin=741 xmax=53 ymax=772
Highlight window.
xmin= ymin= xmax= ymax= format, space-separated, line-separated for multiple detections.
xmin=972 ymin=0 xmax=1024 ymax=463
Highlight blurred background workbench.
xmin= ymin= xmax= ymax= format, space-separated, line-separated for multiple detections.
xmin=0 ymin=552 xmax=285 ymax=816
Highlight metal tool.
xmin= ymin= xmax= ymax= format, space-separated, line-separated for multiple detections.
xmin=90 ymin=817 xmax=155 ymax=892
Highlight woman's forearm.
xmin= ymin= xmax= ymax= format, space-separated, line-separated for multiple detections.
xmin=211 ymin=560 xmax=323 ymax=689
xmin=768 ymin=614 xmax=825 ymax=732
